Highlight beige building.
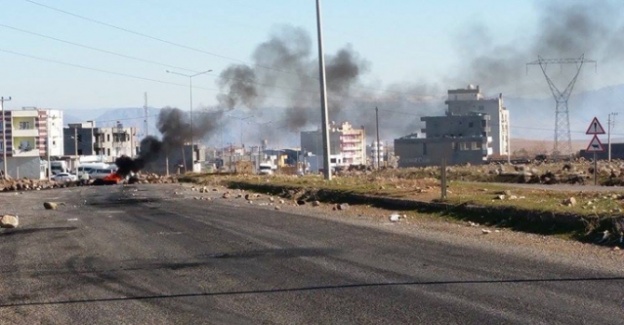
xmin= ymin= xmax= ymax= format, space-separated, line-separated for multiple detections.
xmin=94 ymin=122 xmax=139 ymax=160
xmin=300 ymin=121 xmax=366 ymax=166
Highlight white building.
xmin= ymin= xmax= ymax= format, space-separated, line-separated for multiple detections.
xmin=445 ymin=85 xmax=510 ymax=156
xmin=368 ymin=141 xmax=385 ymax=168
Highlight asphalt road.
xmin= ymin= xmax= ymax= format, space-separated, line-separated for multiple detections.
xmin=1 ymin=184 xmax=623 ymax=324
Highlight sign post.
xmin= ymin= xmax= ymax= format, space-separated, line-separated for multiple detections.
xmin=586 ymin=117 xmax=606 ymax=185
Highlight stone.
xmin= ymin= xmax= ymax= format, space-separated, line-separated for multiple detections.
xmin=482 ymin=229 xmax=492 ymax=234
xmin=0 ymin=214 xmax=18 ymax=228
xmin=494 ymin=195 xmax=505 ymax=200
xmin=389 ymin=213 xmax=400 ymax=222
xmin=312 ymin=201 xmax=320 ymax=207
xmin=222 ymin=193 xmax=231 ymax=199
xmin=244 ymin=194 xmax=251 ymax=200
xmin=296 ymin=200 xmax=306 ymax=206
xmin=336 ymin=203 xmax=350 ymax=210
xmin=562 ymin=197 xmax=577 ymax=207
xmin=279 ymin=199 xmax=285 ymax=204
xmin=274 ymin=206 xmax=280 ymax=210
xmin=43 ymin=202 xmax=58 ymax=210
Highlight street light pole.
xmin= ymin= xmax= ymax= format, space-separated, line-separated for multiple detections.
xmin=166 ymin=69 xmax=212 ymax=167
xmin=1 ymin=96 xmax=12 ymax=180
xmin=316 ymin=0 xmax=332 ymax=180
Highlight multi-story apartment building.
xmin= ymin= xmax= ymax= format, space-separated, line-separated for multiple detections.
xmin=367 ymin=141 xmax=385 ymax=168
xmin=0 ymin=107 xmax=64 ymax=179
xmin=445 ymin=85 xmax=510 ymax=156
xmin=300 ymin=121 xmax=366 ymax=167
xmin=95 ymin=122 xmax=139 ymax=159
xmin=64 ymin=121 xmax=138 ymax=162
xmin=394 ymin=113 xmax=491 ymax=167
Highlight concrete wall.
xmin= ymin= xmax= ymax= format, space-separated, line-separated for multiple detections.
xmin=2 ymin=157 xmax=44 ymax=179
xmin=395 ymin=136 xmax=488 ymax=167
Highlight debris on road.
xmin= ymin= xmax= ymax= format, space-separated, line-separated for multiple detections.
xmin=0 ymin=214 xmax=19 ymax=228
xmin=43 ymin=202 xmax=58 ymax=210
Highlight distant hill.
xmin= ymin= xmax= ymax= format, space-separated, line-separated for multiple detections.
xmin=61 ymin=107 xmax=161 ymax=138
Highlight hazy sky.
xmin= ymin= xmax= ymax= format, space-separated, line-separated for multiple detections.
xmin=0 ymin=0 xmax=622 ymax=114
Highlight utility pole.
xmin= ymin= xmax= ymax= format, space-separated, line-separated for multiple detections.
xmin=1 ymin=96 xmax=11 ymax=180
xmin=608 ymin=112 xmax=618 ymax=162
xmin=47 ymin=112 xmax=51 ymax=181
xmin=316 ymin=0 xmax=332 ymax=180
xmin=375 ymin=107 xmax=380 ymax=169
xmin=144 ymin=92 xmax=148 ymax=138
xmin=74 ymin=126 xmax=78 ymax=156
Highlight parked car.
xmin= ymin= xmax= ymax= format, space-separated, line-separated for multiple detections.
xmin=52 ymin=172 xmax=78 ymax=183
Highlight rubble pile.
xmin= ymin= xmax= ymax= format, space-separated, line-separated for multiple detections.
xmin=133 ymin=173 xmax=179 ymax=184
xmin=0 ymin=179 xmax=75 ymax=192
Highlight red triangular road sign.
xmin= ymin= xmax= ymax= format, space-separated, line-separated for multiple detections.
xmin=586 ymin=117 xmax=606 ymax=135
xmin=586 ymin=135 xmax=604 ymax=152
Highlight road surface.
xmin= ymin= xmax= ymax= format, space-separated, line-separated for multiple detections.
xmin=1 ymin=184 xmax=623 ymax=324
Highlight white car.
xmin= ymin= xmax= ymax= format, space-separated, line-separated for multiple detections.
xmin=52 ymin=173 xmax=78 ymax=183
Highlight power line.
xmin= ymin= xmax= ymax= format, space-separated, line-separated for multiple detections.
xmin=22 ymin=0 xmax=311 ymax=80
xmin=20 ymin=0 xmax=413 ymax=99
xmin=0 ymin=48 xmax=293 ymax=103
xmin=0 ymin=23 xmax=198 ymax=73
xmin=0 ymin=48 xmax=211 ymax=90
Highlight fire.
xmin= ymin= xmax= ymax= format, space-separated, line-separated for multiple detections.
xmin=103 ymin=172 xmax=123 ymax=184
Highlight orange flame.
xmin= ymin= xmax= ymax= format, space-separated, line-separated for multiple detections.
xmin=103 ymin=172 xmax=123 ymax=183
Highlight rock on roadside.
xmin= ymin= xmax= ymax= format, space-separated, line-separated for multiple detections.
xmin=0 ymin=215 xmax=19 ymax=228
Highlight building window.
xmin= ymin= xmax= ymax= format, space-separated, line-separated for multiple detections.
xmin=468 ymin=122 xmax=474 ymax=128
xmin=423 ymin=143 xmax=427 ymax=155
xmin=479 ymin=105 xmax=484 ymax=110
xmin=19 ymin=121 xmax=31 ymax=129
xmin=107 ymin=148 xmax=110 ymax=156
xmin=77 ymin=134 xmax=82 ymax=142
xmin=52 ymin=141 xmax=56 ymax=145
xmin=107 ymin=134 xmax=110 ymax=142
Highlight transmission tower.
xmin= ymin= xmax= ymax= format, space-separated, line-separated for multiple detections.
xmin=526 ymin=55 xmax=596 ymax=155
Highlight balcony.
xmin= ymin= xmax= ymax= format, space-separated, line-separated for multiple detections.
xmin=12 ymin=128 xmax=38 ymax=137
xmin=12 ymin=147 xmax=39 ymax=157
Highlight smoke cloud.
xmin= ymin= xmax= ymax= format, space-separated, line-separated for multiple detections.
xmin=216 ymin=25 xmax=369 ymax=131
xmin=454 ymin=0 xmax=624 ymax=93
xmin=115 ymin=107 xmax=223 ymax=176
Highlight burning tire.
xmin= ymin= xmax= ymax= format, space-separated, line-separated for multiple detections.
xmin=92 ymin=179 xmax=118 ymax=186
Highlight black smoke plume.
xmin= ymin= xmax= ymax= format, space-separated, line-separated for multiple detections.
xmin=114 ymin=107 xmax=223 ymax=176
xmin=115 ymin=136 xmax=162 ymax=177
xmin=216 ymin=25 xmax=369 ymax=130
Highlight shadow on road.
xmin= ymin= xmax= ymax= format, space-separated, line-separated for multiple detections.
xmin=1 ymin=275 xmax=623 ymax=308
xmin=0 ymin=227 xmax=77 ymax=237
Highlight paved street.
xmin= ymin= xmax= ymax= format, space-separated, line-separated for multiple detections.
xmin=1 ymin=184 xmax=623 ymax=324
